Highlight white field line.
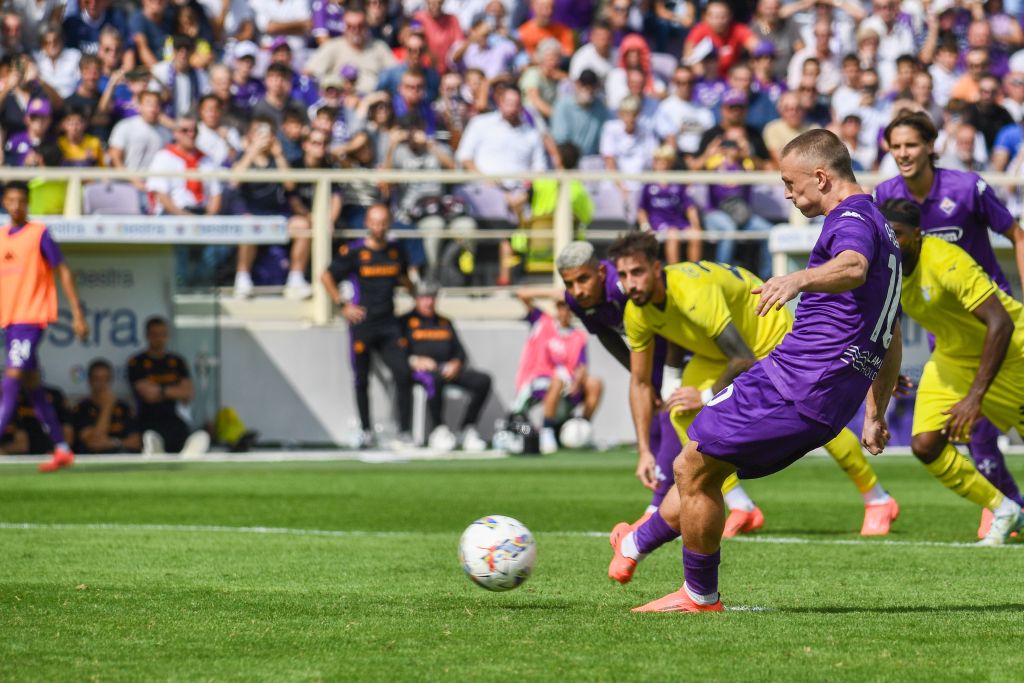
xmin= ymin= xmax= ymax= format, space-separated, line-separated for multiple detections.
xmin=0 ymin=522 xmax=1017 ymax=550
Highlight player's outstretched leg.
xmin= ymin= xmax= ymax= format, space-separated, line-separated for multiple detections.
xmin=28 ymin=377 xmax=74 ymax=473
xmin=969 ymin=419 xmax=1024 ymax=538
xmin=822 ymin=427 xmax=899 ymax=535
xmin=913 ymin=432 xmax=1024 ymax=545
xmin=633 ymin=441 xmax=731 ymax=612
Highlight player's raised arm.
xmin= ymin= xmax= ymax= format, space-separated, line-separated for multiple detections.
xmin=628 ymin=345 xmax=658 ymax=490
xmin=753 ymin=250 xmax=868 ymax=317
xmin=944 ymin=294 xmax=1014 ymax=442
xmin=55 ymin=262 xmax=88 ymax=341
xmin=863 ymin=320 xmax=902 ymax=455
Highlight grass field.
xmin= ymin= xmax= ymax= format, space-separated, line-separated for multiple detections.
xmin=2 ymin=450 xmax=1022 ymax=682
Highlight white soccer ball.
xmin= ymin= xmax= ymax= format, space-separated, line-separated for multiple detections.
xmin=458 ymin=515 xmax=537 ymax=591
xmin=559 ymin=418 xmax=593 ymax=449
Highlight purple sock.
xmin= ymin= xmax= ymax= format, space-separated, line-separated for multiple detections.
xmin=27 ymin=387 xmax=68 ymax=449
xmin=969 ymin=419 xmax=1024 ymax=506
xmin=634 ymin=510 xmax=680 ymax=555
xmin=0 ymin=376 xmax=19 ymax=433
xmin=682 ymin=547 xmax=720 ymax=597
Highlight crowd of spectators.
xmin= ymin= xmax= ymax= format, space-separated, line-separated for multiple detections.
xmin=4 ymin=0 xmax=1024 ymax=285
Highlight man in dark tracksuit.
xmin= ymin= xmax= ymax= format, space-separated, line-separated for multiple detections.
xmin=321 ymin=203 xmax=415 ymax=448
xmin=400 ymin=281 xmax=491 ymax=450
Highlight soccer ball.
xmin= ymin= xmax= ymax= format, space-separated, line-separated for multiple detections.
xmin=559 ymin=418 xmax=593 ymax=449
xmin=458 ymin=515 xmax=537 ymax=591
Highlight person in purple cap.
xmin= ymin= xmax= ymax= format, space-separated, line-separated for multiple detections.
xmin=876 ymin=110 xmax=1024 ymax=538
xmin=4 ymin=98 xmax=51 ymax=167
xmin=633 ymin=128 xmax=903 ymax=613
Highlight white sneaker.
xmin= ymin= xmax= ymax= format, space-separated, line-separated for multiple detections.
xmin=142 ymin=430 xmax=165 ymax=457
xmin=540 ymin=427 xmax=558 ymax=455
xmin=283 ymin=273 xmax=313 ymax=300
xmin=428 ymin=424 xmax=457 ymax=451
xmin=389 ymin=431 xmax=417 ymax=451
xmin=460 ymin=426 xmax=488 ymax=451
xmin=978 ymin=501 xmax=1024 ymax=546
xmin=180 ymin=430 xmax=210 ymax=459
xmin=234 ymin=271 xmax=254 ymax=299
xmin=356 ymin=429 xmax=376 ymax=449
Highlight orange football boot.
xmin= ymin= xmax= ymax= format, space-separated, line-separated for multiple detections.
xmin=608 ymin=522 xmax=638 ymax=585
xmin=722 ymin=506 xmax=764 ymax=538
xmin=861 ymin=497 xmax=900 ymax=536
xmin=38 ymin=445 xmax=74 ymax=473
xmin=632 ymin=586 xmax=724 ymax=613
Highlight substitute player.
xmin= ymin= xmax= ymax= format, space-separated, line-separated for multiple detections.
xmin=881 ymin=199 xmax=1024 ymax=545
xmin=876 ymin=111 xmax=1024 ymax=537
xmin=554 ymin=242 xmax=766 ymax=548
xmin=0 ymin=181 xmax=88 ymax=472
xmin=608 ymin=231 xmax=900 ymax=586
xmin=322 ymin=204 xmax=415 ymax=448
xmin=633 ymin=129 xmax=903 ymax=613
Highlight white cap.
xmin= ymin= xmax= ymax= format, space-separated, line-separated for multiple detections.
xmin=233 ymin=40 xmax=259 ymax=61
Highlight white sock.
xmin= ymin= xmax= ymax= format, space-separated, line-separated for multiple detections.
xmin=644 ymin=504 xmax=658 ymax=515
xmin=723 ymin=485 xmax=756 ymax=512
xmin=684 ymin=581 xmax=719 ymax=605
xmin=993 ymin=495 xmax=1019 ymax=517
xmin=235 ymin=271 xmax=253 ymax=287
xmin=863 ymin=483 xmax=891 ymax=506
xmin=620 ymin=531 xmax=646 ymax=561
xmin=287 ymin=270 xmax=308 ymax=286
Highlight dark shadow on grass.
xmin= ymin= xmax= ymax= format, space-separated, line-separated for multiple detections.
xmin=775 ymin=603 xmax=1024 ymax=615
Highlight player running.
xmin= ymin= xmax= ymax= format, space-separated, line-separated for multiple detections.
xmin=0 ymin=181 xmax=88 ymax=472
xmin=881 ymin=198 xmax=1024 ymax=545
xmin=553 ymin=242 xmax=764 ymax=547
xmin=876 ymin=111 xmax=1024 ymax=537
xmin=606 ymin=230 xmax=900 ymax=586
xmin=632 ymin=129 xmax=903 ymax=613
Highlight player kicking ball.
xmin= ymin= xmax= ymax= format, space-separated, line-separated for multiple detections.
xmin=0 ymin=182 xmax=88 ymax=472
xmin=607 ymin=231 xmax=900 ymax=587
xmin=633 ymin=129 xmax=903 ymax=613
xmin=880 ymin=198 xmax=1024 ymax=545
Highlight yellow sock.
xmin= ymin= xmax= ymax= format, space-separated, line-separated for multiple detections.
xmin=924 ymin=443 xmax=1004 ymax=510
xmin=721 ymin=473 xmax=740 ymax=495
xmin=823 ymin=428 xmax=878 ymax=494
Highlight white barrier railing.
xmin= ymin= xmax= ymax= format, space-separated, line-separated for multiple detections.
xmin=7 ymin=166 xmax=1024 ymax=323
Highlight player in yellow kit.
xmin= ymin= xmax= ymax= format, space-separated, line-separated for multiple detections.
xmin=881 ymin=198 xmax=1024 ymax=544
xmin=605 ymin=232 xmax=900 ymax=584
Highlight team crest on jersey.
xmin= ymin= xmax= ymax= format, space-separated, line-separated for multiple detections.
xmin=939 ymin=197 xmax=956 ymax=215
xmin=840 ymin=211 xmax=864 ymax=221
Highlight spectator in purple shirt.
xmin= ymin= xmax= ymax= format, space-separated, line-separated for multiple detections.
xmin=312 ymin=0 xmax=346 ymax=45
xmin=449 ymin=16 xmax=519 ymax=79
xmin=268 ymin=37 xmax=320 ymax=109
xmin=228 ymin=41 xmax=264 ymax=116
xmin=393 ymin=68 xmax=437 ymax=135
xmin=4 ymin=97 xmax=51 ymax=166
xmin=637 ymin=144 xmax=702 ymax=264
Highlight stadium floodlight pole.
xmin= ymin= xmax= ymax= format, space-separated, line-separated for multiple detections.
xmin=310 ymin=177 xmax=333 ymax=325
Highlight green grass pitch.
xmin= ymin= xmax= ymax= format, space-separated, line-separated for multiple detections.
xmin=1 ymin=451 xmax=1021 ymax=682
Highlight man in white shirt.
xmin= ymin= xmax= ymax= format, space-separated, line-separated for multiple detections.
xmin=653 ymin=65 xmax=714 ymax=156
xmin=109 ymin=91 xmax=172 ymax=191
xmin=249 ymin=0 xmax=311 ymax=55
xmin=600 ymin=95 xmax=657 ymax=196
xmin=456 ymin=87 xmax=547 ymax=179
xmin=569 ymin=20 xmax=615 ymax=84
xmin=859 ymin=0 xmax=917 ymax=90
xmin=304 ymin=2 xmax=396 ymax=94
xmin=196 ymin=94 xmax=241 ymax=166
xmin=35 ymin=27 xmax=81 ymax=98
xmin=146 ymin=115 xmax=224 ymax=216
xmin=787 ymin=19 xmax=842 ymax=94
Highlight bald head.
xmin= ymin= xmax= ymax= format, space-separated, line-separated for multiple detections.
xmin=780 ymin=129 xmax=860 ymax=218
xmin=780 ymin=128 xmax=856 ymax=183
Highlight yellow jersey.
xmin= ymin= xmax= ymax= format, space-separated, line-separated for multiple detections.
xmin=624 ymin=261 xmax=792 ymax=360
xmin=901 ymin=236 xmax=1024 ymax=364
xmin=57 ymin=134 xmax=105 ymax=167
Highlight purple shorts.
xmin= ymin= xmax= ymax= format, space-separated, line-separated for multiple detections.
xmin=687 ymin=362 xmax=836 ymax=479
xmin=5 ymin=324 xmax=45 ymax=371
xmin=650 ymin=410 xmax=682 ymax=506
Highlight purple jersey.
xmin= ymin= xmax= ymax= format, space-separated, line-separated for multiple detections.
xmin=708 ymin=160 xmax=751 ymax=208
xmin=639 ymin=184 xmax=693 ymax=231
xmin=762 ymin=194 xmax=902 ymax=432
xmin=311 ymin=0 xmax=345 ymax=39
xmin=564 ymin=259 xmax=667 ymax=390
xmin=4 ymin=132 xmax=36 ymax=166
xmin=231 ymin=78 xmax=265 ymax=112
xmin=875 ymin=168 xmax=1015 ymax=293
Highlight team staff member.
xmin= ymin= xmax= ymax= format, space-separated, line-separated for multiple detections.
xmin=876 ymin=111 xmax=1024 ymax=537
xmin=400 ymin=281 xmax=491 ymax=451
xmin=127 ymin=317 xmax=209 ymax=457
xmin=0 ymin=181 xmax=89 ymax=473
xmin=882 ymin=199 xmax=1024 ymax=545
xmin=321 ymin=203 xmax=416 ymax=449
xmin=73 ymin=359 xmax=141 ymax=454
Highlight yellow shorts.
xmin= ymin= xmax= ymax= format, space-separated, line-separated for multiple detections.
xmin=912 ymin=354 xmax=1024 ymax=435
xmin=669 ymin=355 xmax=726 ymax=442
